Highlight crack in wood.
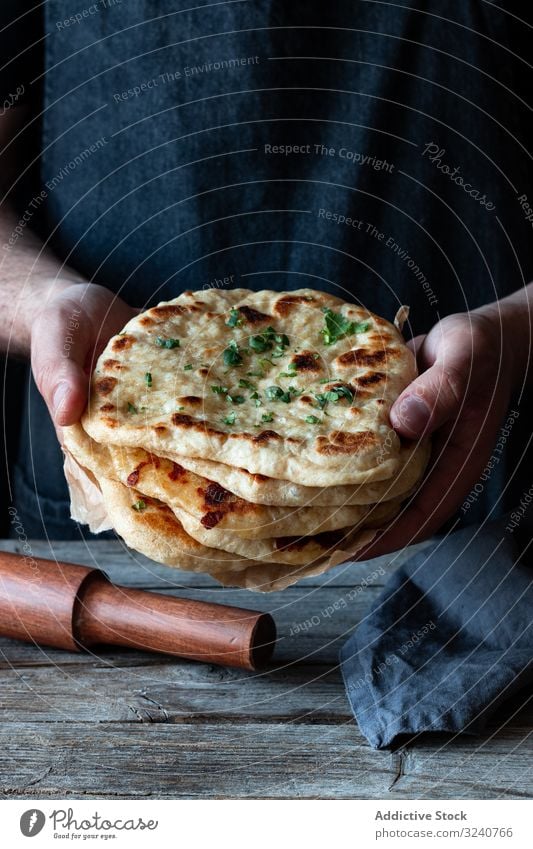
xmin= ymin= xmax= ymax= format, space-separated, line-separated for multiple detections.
xmin=388 ymin=749 xmax=407 ymax=791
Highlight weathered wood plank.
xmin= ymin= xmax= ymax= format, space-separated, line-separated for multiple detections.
xmin=0 ymin=539 xmax=530 ymax=802
xmin=0 ymin=722 xmax=530 ymax=799
xmin=1 ymin=663 xmax=530 ymax=733
xmin=0 ymin=664 xmax=347 ymax=723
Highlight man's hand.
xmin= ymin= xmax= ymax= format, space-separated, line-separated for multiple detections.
xmin=359 ymin=303 xmax=526 ymax=558
xmin=30 ymin=282 xmax=137 ymax=428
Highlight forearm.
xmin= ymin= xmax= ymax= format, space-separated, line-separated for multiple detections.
xmin=474 ymin=281 xmax=533 ymax=392
xmin=0 ymin=201 xmax=86 ymax=357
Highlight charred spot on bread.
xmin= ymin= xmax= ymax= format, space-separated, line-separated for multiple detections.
xmin=95 ymin=376 xmax=117 ymax=395
xmin=203 ymin=481 xmax=231 ymax=506
xmin=111 ymin=335 xmax=135 ymax=352
xmin=103 ymin=358 xmax=124 ymax=371
xmin=252 ymin=429 xmax=281 ymax=443
xmin=238 ymin=304 xmax=271 ymax=324
xmin=274 ymin=294 xmax=315 ymax=316
xmin=356 ymin=371 xmax=386 ymax=387
xmin=179 ymin=396 xmax=202 ymax=405
xmin=291 ymin=351 xmax=321 ymax=371
xmin=200 ymin=510 xmax=225 ymax=529
xmin=168 ymin=462 xmax=186 ymax=481
xmin=336 ymin=347 xmax=398 ymax=368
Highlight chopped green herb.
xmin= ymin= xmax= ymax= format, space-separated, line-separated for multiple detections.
xmin=184 ymin=364 xmax=193 ymax=371
xmin=238 ymin=378 xmax=256 ymax=390
xmin=266 ymin=385 xmax=300 ymax=403
xmin=249 ymin=334 xmax=271 ymax=353
xmin=305 ymin=415 xmax=320 ymax=424
xmin=127 ymin=402 xmax=138 ymax=414
xmin=314 ymin=391 xmax=338 ymax=409
xmin=261 ymin=412 xmax=274 ymax=423
xmin=314 ymin=385 xmax=354 ymax=409
xmin=321 ymin=308 xmax=370 ymax=346
xmin=222 ymin=411 xmax=236 ymax=426
xmin=144 ymin=372 xmax=152 ymax=388
xmin=226 ymin=308 xmax=242 ymax=328
xmin=247 ymin=369 xmax=264 ymax=378
xmin=249 ymin=326 xmax=290 ymax=355
xmin=266 ymin=385 xmax=284 ymax=401
xmin=211 ymin=384 xmax=228 ymax=395
xmin=249 ymin=391 xmax=260 ymax=400
xmin=227 ymin=394 xmax=245 ymax=405
xmin=223 ymin=339 xmax=243 ymax=367
xmin=155 ymin=336 xmax=180 ymax=349
xmin=254 ymin=398 xmax=262 ymax=407
xmin=132 ymin=499 xmax=146 ymax=512
xmin=333 ymin=385 xmax=355 ymax=403
xmin=279 ymin=367 xmax=297 ymax=378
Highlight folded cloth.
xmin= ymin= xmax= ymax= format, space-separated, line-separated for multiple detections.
xmin=339 ymin=514 xmax=533 ymax=749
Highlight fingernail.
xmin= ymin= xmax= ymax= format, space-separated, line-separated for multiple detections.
xmin=52 ymin=382 xmax=69 ymax=419
xmin=393 ymin=394 xmax=431 ymax=436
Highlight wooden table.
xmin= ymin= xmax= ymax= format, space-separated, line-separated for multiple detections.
xmin=0 ymin=538 xmax=531 ymax=800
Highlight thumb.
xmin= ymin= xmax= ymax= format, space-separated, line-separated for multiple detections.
xmin=31 ymin=291 xmax=94 ymax=427
xmin=390 ymin=339 xmax=468 ymax=439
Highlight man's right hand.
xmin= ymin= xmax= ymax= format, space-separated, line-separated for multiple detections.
xmin=30 ymin=282 xmax=137 ymax=427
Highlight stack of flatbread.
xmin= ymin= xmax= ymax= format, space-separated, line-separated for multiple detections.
xmin=63 ymin=288 xmax=430 ymax=591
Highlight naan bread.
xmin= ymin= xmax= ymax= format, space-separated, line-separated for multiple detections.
xmin=98 ymin=476 xmax=376 ymax=567
xmin=172 ymin=498 xmax=400 ymax=564
xmin=157 ymin=438 xmax=430 ymax=507
xmin=63 ymin=423 xmax=384 ymax=539
xmin=82 ymin=288 xmax=417 ymax=486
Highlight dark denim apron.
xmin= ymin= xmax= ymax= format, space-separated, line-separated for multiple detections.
xmin=8 ymin=0 xmax=533 ymax=537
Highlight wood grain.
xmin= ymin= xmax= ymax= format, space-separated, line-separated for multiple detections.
xmin=0 ymin=539 xmax=531 ymax=800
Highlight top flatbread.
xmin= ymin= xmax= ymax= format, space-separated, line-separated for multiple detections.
xmin=82 ymin=288 xmax=417 ymax=486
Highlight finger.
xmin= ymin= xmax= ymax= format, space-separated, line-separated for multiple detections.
xmin=31 ymin=295 xmax=94 ymax=427
xmin=357 ymin=394 xmax=507 ymax=559
xmin=390 ymin=334 xmax=470 ymax=439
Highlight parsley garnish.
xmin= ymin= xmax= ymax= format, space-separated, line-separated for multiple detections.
xmin=223 ymin=339 xmax=243 ymax=367
xmin=127 ymin=402 xmax=138 ymax=414
xmin=249 ymin=327 xmax=290 ymax=355
xmin=262 ymin=412 xmax=274 ymax=422
xmin=279 ymin=366 xmax=297 ymax=378
xmin=249 ymin=334 xmax=270 ymax=353
xmin=314 ymin=385 xmax=354 ymax=409
xmin=238 ymin=378 xmax=256 ymax=390
xmin=144 ymin=372 xmax=152 ymax=388
xmin=184 ymin=364 xmax=193 ymax=371
xmin=211 ymin=385 xmax=228 ymax=395
xmin=266 ymin=385 xmax=300 ymax=403
xmin=155 ymin=336 xmax=180 ymax=348
xmin=226 ymin=308 xmax=242 ymax=328
xmin=222 ymin=411 xmax=236 ymax=425
xmin=321 ymin=308 xmax=370 ymax=346
xmin=132 ymin=499 xmax=146 ymax=512
xmin=305 ymin=415 xmax=320 ymax=424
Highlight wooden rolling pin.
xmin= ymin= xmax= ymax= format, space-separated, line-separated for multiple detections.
xmin=0 ymin=551 xmax=276 ymax=670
